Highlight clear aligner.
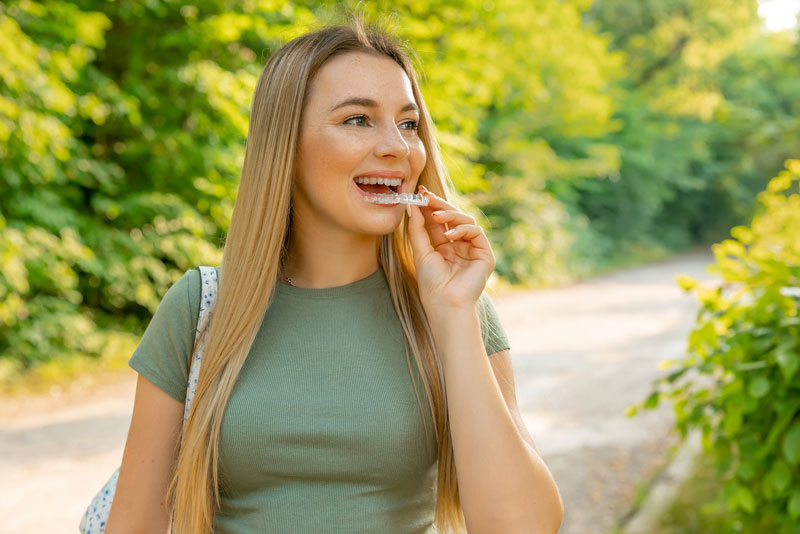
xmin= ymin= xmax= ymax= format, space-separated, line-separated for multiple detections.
xmin=363 ymin=192 xmax=429 ymax=206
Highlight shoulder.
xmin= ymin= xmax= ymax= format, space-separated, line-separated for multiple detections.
xmin=157 ymin=267 xmax=211 ymax=329
xmin=127 ymin=266 xmax=212 ymax=403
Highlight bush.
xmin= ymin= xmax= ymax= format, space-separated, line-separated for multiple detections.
xmin=629 ymin=159 xmax=800 ymax=534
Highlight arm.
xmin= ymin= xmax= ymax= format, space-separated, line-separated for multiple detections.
xmin=105 ymin=374 xmax=184 ymax=534
xmin=429 ymin=308 xmax=564 ymax=534
xmin=403 ymin=187 xmax=563 ymax=532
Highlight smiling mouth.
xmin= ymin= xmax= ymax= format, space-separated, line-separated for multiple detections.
xmin=353 ymin=180 xmax=403 ymax=195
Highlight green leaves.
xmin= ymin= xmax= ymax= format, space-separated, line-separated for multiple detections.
xmin=782 ymin=424 xmax=800 ymax=466
xmin=788 ymin=490 xmax=800 ymax=520
xmin=633 ymin=160 xmax=800 ymax=531
xmin=747 ymin=375 xmax=770 ymax=398
xmin=775 ymin=341 xmax=799 ymax=382
xmin=767 ymin=459 xmax=792 ymax=493
xmin=736 ymin=485 xmax=756 ymax=514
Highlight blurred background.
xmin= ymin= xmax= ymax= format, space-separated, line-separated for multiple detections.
xmin=1 ymin=0 xmax=799 ymax=533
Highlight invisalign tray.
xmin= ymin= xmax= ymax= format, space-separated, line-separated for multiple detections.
xmin=363 ymin=192 xmax=429 ymax=206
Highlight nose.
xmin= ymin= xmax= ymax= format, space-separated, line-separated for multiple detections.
xmin=373 ymin=121 xmax=411 ymax=159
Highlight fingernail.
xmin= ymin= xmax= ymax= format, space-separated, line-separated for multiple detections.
xmin=433 ymin=210 xmax=444 ymax=216
xmin=444 ymin=228 xmax=455 ymax=235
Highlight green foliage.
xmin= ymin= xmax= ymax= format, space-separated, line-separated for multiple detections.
xmin=654 ymin=449 xmax=782 ymax=534
xmin=629 ymin=160 xmax=800 ymax=533
xmin=563 ymin=0 xmax=800 ymax=270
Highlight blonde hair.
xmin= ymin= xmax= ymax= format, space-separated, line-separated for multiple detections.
xmin=168 ymin=14 xmax=469 ymax=534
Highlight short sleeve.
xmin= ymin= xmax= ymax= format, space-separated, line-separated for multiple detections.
xmin=128 ymin=268 xmax=202 ymax=403
xmin=477 ymin=290 xmax=511 ymax=356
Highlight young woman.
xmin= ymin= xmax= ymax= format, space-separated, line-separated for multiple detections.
xmin=105 ymin=17 xmax=563 ymax=534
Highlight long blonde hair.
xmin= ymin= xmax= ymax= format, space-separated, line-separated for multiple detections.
xmin=168 ymin=15 xmax=468 ymax=534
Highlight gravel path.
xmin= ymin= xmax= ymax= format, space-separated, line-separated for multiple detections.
xmin=0 ymin=248 xmax=718 ymax=533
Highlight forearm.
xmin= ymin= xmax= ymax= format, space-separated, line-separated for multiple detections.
xmin=428 ymin=305 xmax=563 ymax=534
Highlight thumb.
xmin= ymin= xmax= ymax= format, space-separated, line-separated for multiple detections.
xmin=406 ymin=202 xmax=433 ymax=261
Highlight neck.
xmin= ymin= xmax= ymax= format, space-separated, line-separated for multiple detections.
xmin=280 ymin=238 xmax=382 ymax=289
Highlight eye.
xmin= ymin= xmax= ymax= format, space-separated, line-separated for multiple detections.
xmin=343 ymin=115 xmax=419 ymax=132
xmin=344 ymin=114 xmax=368 ymax=126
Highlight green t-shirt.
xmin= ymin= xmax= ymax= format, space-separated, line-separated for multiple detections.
xmin=129 ymin=265 xmax=510 ymax=533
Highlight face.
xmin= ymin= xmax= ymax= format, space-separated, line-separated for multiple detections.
xmin=292 ymin=51 xmax=427 ymax=238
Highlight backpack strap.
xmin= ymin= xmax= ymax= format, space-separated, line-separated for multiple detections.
xmin=181 ymin=265 xmax=218 ymax=434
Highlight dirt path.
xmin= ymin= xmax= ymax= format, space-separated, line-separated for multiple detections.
xmin=0 ymin=248 xmax=718 ymax=533
xmin=489 ymin=247 xmax=718 ymax=533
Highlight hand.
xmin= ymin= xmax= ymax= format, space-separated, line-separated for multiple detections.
xmin=405 ymin=184 xmax=496 ymax=311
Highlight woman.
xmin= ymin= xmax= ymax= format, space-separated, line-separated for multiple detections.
xmin=106 ymin=16 xmax=563 ymax=534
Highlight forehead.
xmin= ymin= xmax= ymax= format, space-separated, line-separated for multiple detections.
xmin=307 ymin=51 xmax=416 ymax=110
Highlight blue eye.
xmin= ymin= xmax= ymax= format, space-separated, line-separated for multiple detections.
xmin=401 ymin=120 xmax=419 ymax=131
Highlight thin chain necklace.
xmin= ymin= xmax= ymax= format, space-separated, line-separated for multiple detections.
xmin=279 ymin=263 xmax=296 ymax=286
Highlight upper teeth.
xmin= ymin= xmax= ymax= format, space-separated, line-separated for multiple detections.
xmin=354 ymin=176 xmax=402 ymax=187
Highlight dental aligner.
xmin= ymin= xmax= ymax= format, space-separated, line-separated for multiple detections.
xmin=363 ymin=192 xmax=429 ymax=206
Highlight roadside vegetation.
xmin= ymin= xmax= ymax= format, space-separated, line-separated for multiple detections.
xmin=630 ymin=160 xmax=800 ymax=533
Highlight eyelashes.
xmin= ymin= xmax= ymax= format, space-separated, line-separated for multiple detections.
xmin=344 ymin=114 xmax=419 ymax=131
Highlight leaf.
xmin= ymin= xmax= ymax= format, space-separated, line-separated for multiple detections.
xmin=736 ymin=459 xmax=755 ymax=481
xmin=757 ymin=400 xmax=800 ymax=460
xmin=644 ymin=391 xmax=660 ymax=409
xmin=788 ymin=490 xmax=800 ymax=520
xmin=776 ymin=342 xmax=799 ymax=382
xmin=724 ymin=406 xmax=743 ymax=437
xmin=747 ymin=375 xmax=770 ymax=398
xmin=782 ymin=423 xmax=800 ymax=466
xmin=676 ymin=274 xmax=698 ymax=291
xmin=769 ymin=459 xmax=792 ymax=493
xmin=737 ymin=484 xmax=756 ymax=514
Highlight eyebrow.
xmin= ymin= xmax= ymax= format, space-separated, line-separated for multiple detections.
xmin=329 ymin=97 xmax=419 ymax=114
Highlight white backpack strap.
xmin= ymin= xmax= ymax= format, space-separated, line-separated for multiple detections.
xmin=181 ymin=265 xmax=218 ymax=434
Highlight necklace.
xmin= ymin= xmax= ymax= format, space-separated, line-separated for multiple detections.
xmin=279 ymin=263 xmax=296 ymax=286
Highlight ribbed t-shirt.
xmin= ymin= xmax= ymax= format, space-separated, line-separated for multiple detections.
xmin=128 ymin=265 xmax=511 ymax=533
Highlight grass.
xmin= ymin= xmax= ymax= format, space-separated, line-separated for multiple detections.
xmin=644 ymin=449 xmax=785 ymax=534
xmin=0 ymin=332 xmax=138 ymax=398
xmin=651 ymin=450 xmax=738 ymax=534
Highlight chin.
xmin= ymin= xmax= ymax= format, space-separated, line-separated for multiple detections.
xmin=362 ymin=216 xmax=402 ymax=237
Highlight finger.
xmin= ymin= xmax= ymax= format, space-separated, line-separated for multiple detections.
xmin=431 ymin=209 xmax=476 ymax=225
xmin=418 ymin=185 xmax=459 ymax=212
xmin=406 ymin=198 xmax=435 ymax=260
xmin=417 ymin=185 xmax=461 ymax=244
xmin=442 ymin=223 xmax=492 ymax=252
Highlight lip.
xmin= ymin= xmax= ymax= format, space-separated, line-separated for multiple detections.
xmin=355 ymin=170 xmax=405 ymax=179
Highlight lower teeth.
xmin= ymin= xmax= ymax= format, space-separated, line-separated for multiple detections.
xmin=363 ymin=192 xmax=429 ymax=206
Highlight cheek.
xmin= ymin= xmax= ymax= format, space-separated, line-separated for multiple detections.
xmin=411 ymin=138 xmax=427 ymax=172
xmin=312 ymin=130 xmax=368 ymax=170
xmin=298 ymin=129 xmax=365 ymax=185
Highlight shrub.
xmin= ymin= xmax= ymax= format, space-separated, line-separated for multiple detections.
xmin=629 ymin=159 xmax=800 ymax=533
